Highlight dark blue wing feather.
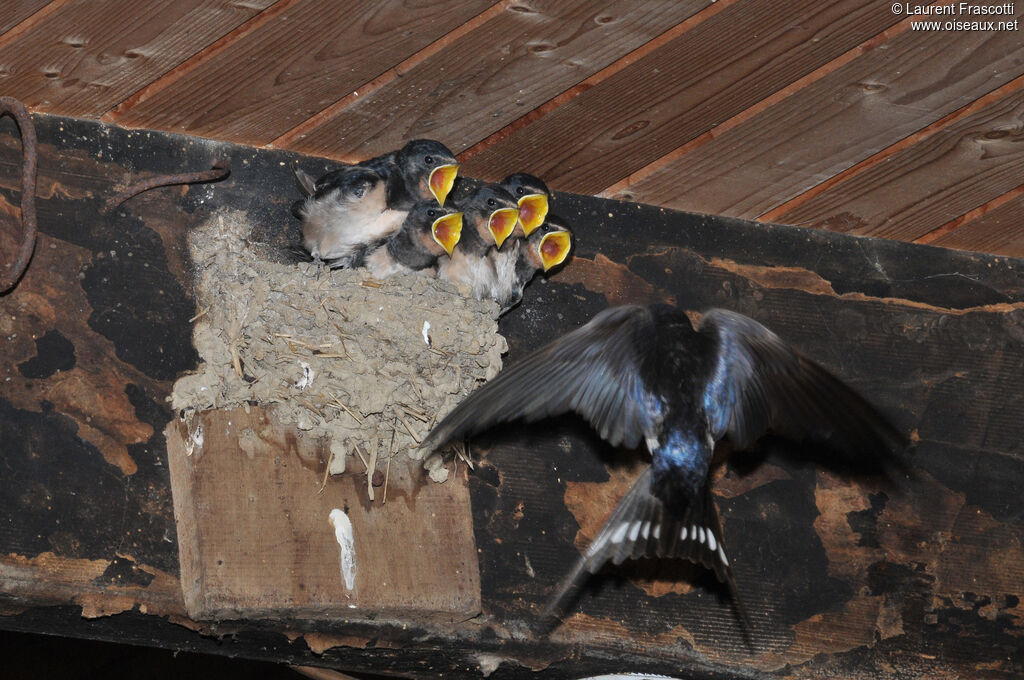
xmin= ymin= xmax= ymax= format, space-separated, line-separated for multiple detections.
xmin=700 ymin=308 xmax=906 ymax=456
xmin=420 ymin=305 xmax=663 ymax=452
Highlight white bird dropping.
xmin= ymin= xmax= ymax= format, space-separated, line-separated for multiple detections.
xmin=295 ymin=361 xmax=315 ymax=389
xmin=422 ymin=320 xmax=431 ymax=346
xmin=328 ymin=509 xmax=356 ymax=591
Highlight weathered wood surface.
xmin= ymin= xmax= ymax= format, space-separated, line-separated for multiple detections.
xmin=0 ymin=113 xmax=1023 ymax=679
xmin=167 ymin=407 xmax=480 ymax=622
xmin=108 ymin=0 xmax=497 ymax=143
xmin=0 ymin=0 xmax=275 ymax=117
xmin=459 ymin=0 xmax=904 ymax=192
xmin=0 ymin=0 xmax=50 ymax=35
xmin=773 ymin=80 xmax=1024 ymax=242
xmin=280 ymin=0 xmax=709 ymax=157
xmin=609 ymin=11 xmax=1024 ymax=219
xmin=931 ymin=190 xmax=1024 ymax=255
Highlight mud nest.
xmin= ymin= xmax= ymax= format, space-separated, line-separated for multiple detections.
xmin=171 ymin=210 xmax=507 ymax=481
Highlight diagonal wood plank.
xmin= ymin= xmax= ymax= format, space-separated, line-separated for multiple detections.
xmin=929 ymin=190 xmax=1024 ymax=257
xmin=605 ymin=5 xmax=1024 ymax=219
xmin=279 ymin=0 xmax=710 ymax=159
xmin=0 ymin=0 xmax=276 ymax=118
xmin=773 ymin=80 xmax=1024 ymax=242
xmin=0 ymin=0 xmax=51 ymax=35
xmin=459 ymin=0 xmax=904 ymax=193
xmin=108 ymin=0 xmax=497 ymax=145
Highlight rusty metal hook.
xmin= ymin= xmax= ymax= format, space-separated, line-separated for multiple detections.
xmin=103 ymin=161 xmax=231 ymax=214
xmin=0 ymin=96 xmax=38 ymax=294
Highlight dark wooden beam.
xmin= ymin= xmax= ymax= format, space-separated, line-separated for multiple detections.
xmin=0 ymin=112 xmax=1022 ymax=679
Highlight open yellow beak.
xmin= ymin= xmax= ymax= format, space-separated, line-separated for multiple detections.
xmin=431 ymin=212 xmax=463 ymax=256
xmin=517 ymin=193 xmax=549 ymax=235
xmin=538 ymin=230 xmax=571 ymax=271
xmin=488 ymin=207 xmax=519 ymax=249
xmin=428 ymin=164 xmax=459 ymax=206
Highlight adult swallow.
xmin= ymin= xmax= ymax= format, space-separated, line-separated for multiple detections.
xmin=293 ymin=139 xmax=459 ymax=267
xmin=419 ymin=304 xmax=906 ymax=629
xmin=500 ymin=172 xmax=550 ymax=237
xmin=363 ymin=202 xmax=463 ymax=278
xmin=437 ymin=184 xmax=519 ymax=296
xmin=489 ymin=216 xmax=572 ymax=311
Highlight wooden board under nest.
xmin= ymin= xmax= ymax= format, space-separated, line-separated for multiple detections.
xmin=166 ymin=407 xmax=480 ymax=622
xmin=166 ymin=210 xmax=504 ymax=621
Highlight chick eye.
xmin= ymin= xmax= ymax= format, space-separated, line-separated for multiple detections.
xmin=486 ymin=198 xmax=496 ymax=207
xmin=515 ymin=187 xmax=524 ymax=195
xmin=424 ymin=155 xmax=434 ymax=165
xmin=427 ymin=209 xmax=437 ymax=217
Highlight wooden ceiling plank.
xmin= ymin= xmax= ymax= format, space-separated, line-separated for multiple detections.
xmin=771 ymin=77 xmax=1024 ymax=243
xmin=0 ymin=0 xmax=55 ymax=36
xmin=756 ymin=75 xmax=1024 ymax=224
xmin=608 ymin=9 xmax=1024 ymax=219
xmin=109 ymin=0 xmax=498 ymax=146
xmin=278 ymin=0 xmax=712 ymax=159
xmin=929 ymin=190 xmax=1024 ymax=258
xmin=0 ymin=0 xmax=276 ymax=118
xmin=271 ymin=1 xmax=511 ymax=152
xmin=458 ymin=0 xmax=905 ymax=193
xmin=916 ymin=180 xmax=1024 ymax=245
xmin=455 ymin=0 xmax=734 ymax=164
xmin=106 ymin=0 xmax=303 ymax=122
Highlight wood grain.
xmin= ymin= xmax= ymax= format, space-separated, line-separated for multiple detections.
xmin=0 ymin=0 xmax=51 ymax=35
xmin=931 ymin=191 xmax=1024 ymax=257
xmin=608 ymin=8 xmax=1024 ymax=219
xmin=282 ymin=0 xmax=709 ymax=158
xmin=109 ymin=0 xmax=496 ymax=145
xmin=0 ymin=0 xmax=275 ymax=118
xmin=166 ymin=407 xmax=480 ymax=622
xmin=774 ymin=84 xmax=1024 ymax=242
xmin=459 ymin=0 xmax=904 ymax=193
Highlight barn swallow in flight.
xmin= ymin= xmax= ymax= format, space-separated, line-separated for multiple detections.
xmin=488 ymin=215 xmax=572 ymax=311
xmin=419 ymin=304 xmax=906 ymax=630
xmin=500 ymin=172 xmax=550 ymax=237
xmin=363 ymin=202 xmax=463 ymax=278
xmin=437 ymin=184 xmax=519 ymax=296
xmin=293 ymin=139 xmax=459 ymax=268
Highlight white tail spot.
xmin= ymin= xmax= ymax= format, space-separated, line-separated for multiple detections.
xmin=653 ymin=524 xmax=661 ymax=540
xmin=640 ymin=521 xmax=651 ymax=540
xmin=707 ymin=531 xmax=717 ymax=552
xmin=717 ymin=544 xmax=729 ymax=566
xmin=610 ymin=522 xmax=630 ymax=544
xmin=680 ymin=526 xmax=688 ymax=540
xmin=698 ymin=526 xmax=706 ymax=544
xmin=628 ymin=520 xmax=642 ymax=542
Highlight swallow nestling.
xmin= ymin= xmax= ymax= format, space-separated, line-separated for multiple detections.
xmin=488 ymin=215 xmax=572 ymax=311
xmin=500 ymin=172 xmax=550 ymax=238
xmin=419 ymin=304 xmax=906 ymax=629
xmin=437 ymin=184 xmax=519 ymax=296
xmin=293 ymin=139 xmax=459 ymax=268
xmin=362 ymin=202 xmax=463 ymax=278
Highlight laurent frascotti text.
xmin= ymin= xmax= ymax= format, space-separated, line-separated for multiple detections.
xmin=899 ymin=2 xmax=1014 ymax=13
